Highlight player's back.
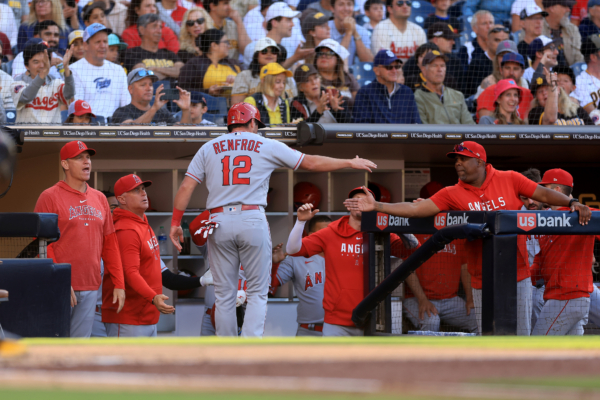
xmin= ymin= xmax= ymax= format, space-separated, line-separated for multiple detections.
xmin=186 ymin=131 xmax=304 ymax=209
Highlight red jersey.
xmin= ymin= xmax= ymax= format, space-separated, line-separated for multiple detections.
xmin=429 ymin=164 xmax=538 ymax=289
xmin=291 ymin=216 xmax=417 ymax=327
xmin=103 ymin=208 xmax=163 ymax=325
xmin=476 ymin=84 xmax=533 ymax=122
xmin=405 ymin=235 xmax=467 ymax=300
xmin=121 ymin=24 xmax=180 ymax=54
xmin=34 ymin=181 xmax=124 ymax=291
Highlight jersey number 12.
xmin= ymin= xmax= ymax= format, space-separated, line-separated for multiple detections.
xmin=222 ymin=155 xmax=252 ymax=186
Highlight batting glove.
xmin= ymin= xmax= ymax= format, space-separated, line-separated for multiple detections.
xmin=194 ymin=220 xmax=220 ymax=239
xmin=235 ymin=290 xmax=246 ymax=307
xmin=200 ymin=269 xmax=213 ymax=287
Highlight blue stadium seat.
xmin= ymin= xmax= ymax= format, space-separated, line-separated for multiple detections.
xmin=202 ymin=93 xmax=228 ymax=124
xmin=571 ymin=62 xmax=587 ymax=77
xmin=60 ymin=110 xmax=68 ymax=123
xmin=92 ymin=115 xmax=106 ymax=125
xmin=408 ymin=0 xmax=436 ymax=27
xmin=353 ymin=61 xmax=376 ymax=87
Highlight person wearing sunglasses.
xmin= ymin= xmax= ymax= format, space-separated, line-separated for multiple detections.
xmin=463 ymin=24 xmax=509 ymax=96
xmin=345 ymin=140 xmax=592 ymax=336
xmin=542 ymin=0 xmax=583 ymax=66
xmin=314 ymin=39 xmax=359 ymax=106
xmin=523 ymin=35 xmax=559 ymax=84
xmin=371 ymin=0 xmax=426 ymax=63
xmin=177 ymin=8 xmax=210 ymax=64
xmin=462 ymin=0 xmax=513 ymax=30
xmin=231 ymin=36 xmax=297 ymax=105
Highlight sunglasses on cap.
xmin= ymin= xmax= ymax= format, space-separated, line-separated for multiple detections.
xmin=453 ymin=144 xmax=479 ymax=158
xmin=185 ymin=17 xmax=205 ymax=27
xmin=396 ymin=0 xmax=412 ymax=6
xmin=490 ymin=26 xmax=510 ymax=34
xmin=136 ymin=69 xmax=155 ymax=78
xmin=260 ymin=47 xmax=279 ymax=55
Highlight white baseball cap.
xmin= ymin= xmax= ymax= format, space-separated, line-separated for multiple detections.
xmin=315 ymin=38 xmax=350 ymax=61
xmin=265 ymin=2 xmax=300 ymax=22
xmin=254 ymin=37 xmax=279 ymax=53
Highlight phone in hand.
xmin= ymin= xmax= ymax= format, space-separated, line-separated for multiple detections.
xmin=160 ymin=88 xmax=180 ymax=101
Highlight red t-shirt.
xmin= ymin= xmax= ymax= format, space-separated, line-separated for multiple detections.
xmin=476 ymin=83 xmax=533 ymax=122
xmin=34 ymin=181 xmax=124 ymax=291
xmin=121 ymin=24 xmax=180 ymax=54
xmin=571 ymin=0 xmax=587 ymax=22
xmin=171 ymin=6 xmax=188 ymax=24
xmin=405 ymin=235 xmax=467 ymax=300
xmin=429 ymin=164 xmax=539 ymax=289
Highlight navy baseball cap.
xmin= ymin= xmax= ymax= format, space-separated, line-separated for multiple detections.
xmin=190 ymin=91 xmax=207 ymax=106
xmin=589 ymin=0 xmax=600 ymax=9
xmin=374 ymin=50 xmax=401 ymax=66
xmin=83 ymin=23 xmax=112 ymax=42
xmin=501 ymin=52 xmax=525 ymax=67
xmin=527 ymin=35 xmax=558 ymax=60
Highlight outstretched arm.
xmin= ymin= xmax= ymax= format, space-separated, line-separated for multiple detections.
xmin=299 ymin=155 xmax=377 ymax=173
xmin=531 ymin=185 xmax=591 ymax=225
xmin=286 ymin=203 xmax=319 ymax=255
xmin=344 ymin=187 xmax=441 ymax=218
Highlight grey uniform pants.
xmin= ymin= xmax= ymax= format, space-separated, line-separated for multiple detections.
xmin=70 ymin=290 xmax=97 ymax=338
xmin=403 ymin=296 xmax=478 ymax=333
xmin=201 ymin=311 xmax=216 ymax=336
xmin=106 ymin=323 xmax=157 ymax=337
xmin=588 ymin=284 xmax=600 ymax=327
xmin=530 ymin=285 xmax=545 ymax=333
xmin=91 ymin=309 xmax=107 ymax=337
xmin=322 ymin=323 xmax=364 ymax=337
xmin=296 ymin=324 xmax=323 ymax=337
xmin=532 ymin=297 xmax=590 ymax=336
xmin=207 ymin=207 xmax=271 ymax=337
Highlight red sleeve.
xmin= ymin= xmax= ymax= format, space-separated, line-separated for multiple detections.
xmin=290 ymin=229 xmax=327 ymax=258
xmin=268 ymin=262 xmax=281 ymax=295
xmin=520 ymin=90 xmax=533 ymax=120
xmin=512 ymin=171 xmax=538 ymax=198
xmin=163 ymin=26 xmax=180 ymax=53
xmin=389 ymin=233 xmax=420 ymax=259
xmin=102 ymin=232 xmax=125 ymax=290
xmin=121 ymin=26 xmax=139 ymax=48
xmin=116 ymin=229 xmax=156 ymax=301
xmin=429 ymin=187 xmax=453 ymax=211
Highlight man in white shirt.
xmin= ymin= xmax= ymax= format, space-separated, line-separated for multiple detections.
xmin=70 ymin=23 xmax=131 ymax=121
xmin=571 ymin=34 xmax=600 ymax=114
xmin=0 ymin=3 xmax=17 ymax=49
xmin=371 ymin=0 xmax=426 ymax=62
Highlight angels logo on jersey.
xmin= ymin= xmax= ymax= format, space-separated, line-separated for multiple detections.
xmin=304 ymin=271 xmax=323 ymax=291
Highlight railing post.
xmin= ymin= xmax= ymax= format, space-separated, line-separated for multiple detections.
xmin=363 ymin=232 xmax=390 ymax=335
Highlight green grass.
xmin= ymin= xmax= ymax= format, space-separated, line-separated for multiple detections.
xmin=483 ymin=376 xmax=600 ymax=390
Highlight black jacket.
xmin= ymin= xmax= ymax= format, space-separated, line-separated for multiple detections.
xmin=463 ymin=51 xmax=493 ymax=97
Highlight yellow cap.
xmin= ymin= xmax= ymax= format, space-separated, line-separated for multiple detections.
xmin=259 ymin=63 xmax=292 ymax=80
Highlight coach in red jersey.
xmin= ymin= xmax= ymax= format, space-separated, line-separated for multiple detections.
xmin=34 ymin=141 xmax=125 ymax=338
xmin=345 ymin=141 xmax=591 ymax=336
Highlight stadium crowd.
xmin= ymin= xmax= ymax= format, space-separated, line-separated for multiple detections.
xmin=0 ymin=0 xmax=599 ymax=125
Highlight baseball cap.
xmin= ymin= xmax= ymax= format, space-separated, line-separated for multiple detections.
xmin=315 ymin=38 xmax=350 ymax=61
xmin=127 ymin=68 xmax=159 ymax=86
xmin=190 ymin=91 xmax=207 ymax=106
xmin=294 ymin=63 xmax=318 ymax=84
xmin=527 ymin=35 xmax=558 ymax=60
xmin=581 ymin=33 xmax=600 ymax=57
xmin=254 ymin=37 xmax=279 ymax=53
xmin=265 ymin=1 xmax=300 ymax=22
xmin=496 ymin=40 xmax=518 ymax=56
xmin=114 ymin=174 xmax=152 ymax=197
xmin=426 ymin=22 xmax=459 ymax=40
xmin=446 ymin=141 xmax=487 ymax=162
xmin=259 ymin=62 xmax=292 ymax=80
xmin=23 ymin=39 xmax=49 ymax=66
xmin=373 ymin=49 xmax=401 ymax=66
xmin=519 ymin=3 xmax=548 ymax=19
xmin=539 ymin=168 xmax=573 ymax=187
xmin=529 ymin=64 xmax=549 ymax=95
xmin=422 ymin=49 xmax=448 ymax=66
xmin=420 ymin=181 xmax=444 ymax=199
xmin=542 ymin=0 xmax=576 ymax=8
xmin=108 ymin=33 xmax=128 ymax=50
xmin=68 ymin=100 xmax=96 ymax=118
xmin=82 ymin=1 xmax=106 ymax=21
xmin=60 ymin=140 xmax=96 ymax=160
xmin=552 ymin=64 xmax=576 ymax=84
xmin=83 ymin=23 xmax=112 ymax=42
xmin=348 ymin=186 xmax=376 ymax=199
xmin=494 ymin=79 xmax=523 ymax=103
xmin=501 ymin=52 xmax=525 ymax=67
xmin=301 ymin=11 xmax=330 ymax=36
xmin=68 ymin=30 xmax=83 ymax=46
xmin=589 ymin=0 xmax=600 ymax=9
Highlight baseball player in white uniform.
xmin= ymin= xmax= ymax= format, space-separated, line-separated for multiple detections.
xmin=170 ymin=102 xmax=376 ymax=337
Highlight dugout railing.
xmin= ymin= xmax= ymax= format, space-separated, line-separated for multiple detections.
xmin=356 ymin=210 xmax=600 ymax=336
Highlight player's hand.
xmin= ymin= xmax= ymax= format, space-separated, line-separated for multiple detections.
xmin=200 ymin=269 xmax=213 ymax=286
xmin=272 ymin=242 xmax=287 ymax=264
xmin=297 ymin=203 xmax=319 ymax=221
xmin=70 ymin=286 xmax=77 ymax=307
xmin=153 ymin=294 xmax=175 ymax=314
xmin=170 ymin=225 xmax=183 ymax=252
xmin=152 ymin=84 xmax=168 ymax=110
xmin=571 ymin=201 xmax=591 ymax=225
xmin=349 ymin=155 xmax=377 ymax=173
xmin=113 ymin=288 xmax=125 ymax=313
xmin=343 ymin=186 xmax=376 ymax=212
xmin=173 ymin=86 xmax=191 ymax=111
xmin=465 ymin=297 xmax=474 ymax=316
xmin=235 ymin=290 xmax=246 ymax=307
xmin=418 ymin=298 xmax=438 ymax=320
xmin=400 ymin=233 xmax=419 ymax=249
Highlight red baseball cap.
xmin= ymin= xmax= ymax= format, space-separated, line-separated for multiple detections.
xmin=114 ymin=174 xmax=152 ymax=197
xmin=494 ymin=79 xmax=522 ymax=104
xmin=68 ymin=99 xmax=96 ymax=117
xmin=446 ymin=141 xmax=487 ymax=162
xmin=539 ymin=168 xmax=573 ymax=187
xmin=348 ymin=186 xmax=376 ymax=198
xmin=60 ymin=140 xmax=96 ymax=160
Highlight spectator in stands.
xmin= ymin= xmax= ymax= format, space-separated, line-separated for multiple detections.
xmin=101 ymin=0 xmax=128 ymax=36
xmin=353 ymin=50 xmax=421 ymax=123
xmin=82 ymin=1 xmax=110 ymax=29
xmin=6 ymin=0 xmax=28 ymax=26
xmin=404 ymin=43 xmax=459 ymax=91
xmin=291 ymin=63 xmax=351 ymax=123
xmin=479 ymin=79 xmax=526 ymax=124
xmin=464 ymin=25 xmax=509 ymax=97
xmin=122 ymin=0 xmax=179 ymax=53
xmin=463 ymin=0 xmax=512 ymax=28
xmin=542 ymin=0 xmax=584 ymax=66
xmin=11 ymin=40 xmax=74 ymax=123
xmin=0 ymin=3 xmax=18 ymax=49
xmin=179 ymin=29 xmax=240 ymax=94
xmin=13 ymin=22 xmax=65 ymax=79
xmin=71 ymin=23 xmax=131 ymax=120
xmin=113 ymin=67 xmax=192 ymax=124
xmin=177 ymin=8 xmax=209 ymax=64
xmin=426 ymin=23 xmax=462 ymax=80
xmin=571 ymin=34 xmax=600 ymax=113
xmin=231 ymin=0 xmax=259 ymax=18
xmin=477 ymin=52 xmax=532 ymax=122
xmin=243 ymin=2 xmax=310 ymax=69
xmin=414 ymin=50 xmax=475 ymax=124
xmin=243 ymin=62 xmax=292 ymax=124
xmin=0 ymin=33 xmax=14 ymax=62
xmin=189 ymin=91 xmax=215 ymax=124
xmin=553 ymin=64 xmax=577 ymax=95
xmin=62 ymin=0 xmax=80 ymax=31
xmin=571 ymin=0 xmax=589 ymax=26
xmin=232 ymin=37 xmax=297 ymax=104
xmin=371 ymin=0 xmax=426 ymax=63
xmin=123 ymin=13 xmax=184 ymax=83
xmin=107 ymin=33 xmax=127 ymax=64
xmin=528 ymin=64 xmax=593 ymax=124
xmin=18 ymin=0 xmax=70 ymax=53
xmin=478 ymin=40 xmax=524 ymax=95
xmin=156 ymin=0 xmax=188 ymax=36
xmin=517 ymin=5 xmax=547 ymax=62
xmin=524 ymin=36 xmax=559 ymax=83
xmin=302 ymin=0 xmax=334 ymax=21
xmin=328 ymin=0 xmax=372 ymax=65
xmin=68 ymin=30 xmax=85 ymax=65
xmin=579 ymin=0 xmax=600 ymax=39
xmin=363 ymin=0 xmax=384 ymax=35
xmin=424 ymin=0 xmax=463 ymax=33
xmin=458 ymin=10 xmax=494 ymax=69
xmin=314 ymin=39 xmax=359 ymax=104
xmin=64 ymin=99 xmax=96 ymax=123
xmin=300 ymin=10 xmax=330 ymax=65
xmin=203 ymin=0 xmax=250 ymax=60
xmin=0 ymin=43 xmax=15 ymax=113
